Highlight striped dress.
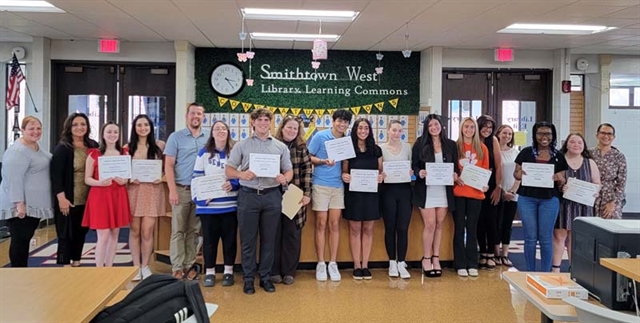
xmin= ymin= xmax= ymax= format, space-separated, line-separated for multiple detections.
xmin=557 ymin=157 xmax=593 ymax=230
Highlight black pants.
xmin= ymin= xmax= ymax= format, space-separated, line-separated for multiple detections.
xmin=200 ymin=212 xmax=238 ymax=269
xmin=380 ymin=183 xmax=412 ymax=262
xmin=272 ymin=213 xmax=302 ymax=277
xmin=497 ymin=201 xmax=518 ymax=245
xmin=477 ymin=189 xmax=500 ymax=254
xmin=55 ymin=205 xmax=88 ymax=264
xmin=8 ymin=216 xmax=40 ymax=267
xmin=237 ymin=188 xmax=282 ymax=282
xmin=453 ymin=197 xmax=483 ymax=270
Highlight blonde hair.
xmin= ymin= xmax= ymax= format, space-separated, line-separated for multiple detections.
xmin=21 ymin=116 xmax=42 ymax=130
xmin=456 ymin=117 xmax=484 ymax=160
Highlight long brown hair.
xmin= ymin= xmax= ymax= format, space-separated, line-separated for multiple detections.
xmin=204 ymin=121 xmax=234 ymax=155
xmin=275 ymin=115 xmax=306 ymax=148
xmin=98 ymin=121 xmax=122 ymax=155
xmin=456 ymin=117 xmax=484 ymax=160
xmin=495 ymin=124 xmax=515 ymax=148
xmin=59 ymin=113 xmax=94 ymax=148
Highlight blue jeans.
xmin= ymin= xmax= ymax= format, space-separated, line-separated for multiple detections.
xmin=517 ymin=195 xmax=560 ymax=272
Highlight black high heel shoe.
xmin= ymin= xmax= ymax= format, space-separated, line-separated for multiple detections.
xmin=431 ymin=256 xmax=442 ymax=277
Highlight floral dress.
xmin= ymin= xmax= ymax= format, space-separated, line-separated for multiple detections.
xmin=588 ymin=147 xmax=627 ymax=219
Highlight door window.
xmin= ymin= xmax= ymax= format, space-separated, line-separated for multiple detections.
xmin=501 ymin=100 xmax=536 ymax=147
xmin=68 ymin=94 xmax=108 ymax=142
xmin=448 ymin=100 xmax=482 ymax=141
xmin=127 ymin=96 xmax=167 ymax=141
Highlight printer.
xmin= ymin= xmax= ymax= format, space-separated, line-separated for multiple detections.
xmin=572 ymin=217 xmax=640 ymax=310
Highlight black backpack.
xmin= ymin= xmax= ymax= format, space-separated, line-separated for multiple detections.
xmin=92 ymin=274 xmax=209 ymax=323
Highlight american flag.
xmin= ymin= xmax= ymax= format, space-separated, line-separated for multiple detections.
xmin=6 ymin=53 xmax=25 ymax=110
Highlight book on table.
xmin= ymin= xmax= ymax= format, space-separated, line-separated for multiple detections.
xmin=526 ymin=274 xmax=589 ymax=300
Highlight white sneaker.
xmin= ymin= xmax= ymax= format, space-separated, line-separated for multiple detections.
xmin=141 ymin=266 xmax=152 ymax=279
xmin=388 ymin=260 xmax=399 ymax=277
xmin=468 ymin=268 xmax=479 ymax=277
xmin=316 ymin=262 xmax=327 ymax=281
xmin=132 ymin=269 xmax=142 ymax=282
xmin=457 ymin=269 xmax=469 ymax=277
xmin=328 ymin=262 xmax=341 ymax=281
xmin=397 ymin=261 xmax=411 ymax=279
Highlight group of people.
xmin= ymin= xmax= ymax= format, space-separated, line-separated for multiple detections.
xmin=0 ymin=105 xmax=627 ymax=293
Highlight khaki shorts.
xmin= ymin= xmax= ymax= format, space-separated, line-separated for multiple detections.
xmin=312 ymin=185 xmax=345 ymax=211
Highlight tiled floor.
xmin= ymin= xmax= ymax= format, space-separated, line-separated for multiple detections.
xmin=0 ymin=226 xmax=543 ymax=323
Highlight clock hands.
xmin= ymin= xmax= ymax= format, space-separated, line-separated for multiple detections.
xmin=225 ymin=77 xmax=236 ymax=87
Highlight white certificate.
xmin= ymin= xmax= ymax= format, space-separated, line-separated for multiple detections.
xmin=383 ymin=161 xmax=411 ymax=183
xmin=522 ymin=162 xmax=555 ymax=188
xmin=324 ymin=136 xmax=356 ymax=162
xmin=131 ymin=160 xmax=162 ymax=183
xmin=349 ymin=169 xmax=379 ymax=193
xmin=563 ymin=178 xmax=600 ymax=206
xmin=98 ymin=155 xmax=131 ymax=180
xmin=460 ymin=164 xmax=492 ymax=191
xmin=425 ymin=163 xmax=454 ymax=186
xmin=249 ymin=153 xmax=280 ymax=178
xmin=192 ymin=175 xmax=231 ymax=200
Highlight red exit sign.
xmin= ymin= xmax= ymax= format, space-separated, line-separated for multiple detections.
xmin=98 ymin=39 xmax=120 ymax=53
xmin=495 ymin=48 xmax=514 ymax=62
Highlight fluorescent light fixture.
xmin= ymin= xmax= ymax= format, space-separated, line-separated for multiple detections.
xmin=498 ymin=23 xmax=616 ymax=35
xmin=242 ymin=8 xmax=358 ymax=22
xmin=0 ymin=0 xmax=64 ymax=13
xmin=250 ymin=32 xmax=340 ymax=42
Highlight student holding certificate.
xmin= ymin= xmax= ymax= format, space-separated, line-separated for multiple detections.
xmin=411 ymin=114 xmax=458 ymax=279
xmin=125 ymin=115 xmax=166 ymax=281
xmin=50 ymin=113 xmax=98 ymax=267
xmin=589 ymin=123 xmax=627 ymax=220
xmin=82 ymin=122 xmax=132 ymax=267
xmin=476 ymin=115 xmax=502 ymax=271
xmin=552 ymin=133 xmax=600 ymax=272
xmin=272 ymin=116 xmax=312 ymax=285
xmin=452 ymin=117 xmax=489 ymax=277
xmin=192 ymin=121 xmax=239 ymax=288
xmin=514 ymin=121 xmax=567 ymax=272
xmin=380 ymin=120 xmax=413 ymax=279
xmin=495 ymin=125 xmax=520 ymax=267
xmin=341 ymin=118 xmax=384 ymax=280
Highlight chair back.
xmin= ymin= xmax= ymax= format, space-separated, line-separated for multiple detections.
xmin=563 ymin=297 xmax=640 ymax=323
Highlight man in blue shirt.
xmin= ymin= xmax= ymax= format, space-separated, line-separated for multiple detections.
xmin=307 ymin=109 xmax=352 ymax=281
xmin=164 ymin=102 xmax=207 ymax=280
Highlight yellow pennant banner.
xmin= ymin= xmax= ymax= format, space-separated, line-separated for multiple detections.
xmin=315 ymin=109 xmax=326 ymax=117
xmin=303 ymin=109 xmax=315 ymax=118
xmin=388 ymin=98 xmax=399 ymax=108
xmin=242 ymin=102 xmax=253 ymax=112
xmin=278 ymin=107 xmax=290 ymax=115
xmin=350 ymin=106 xmax=361 ymax=115
xmin=267 ymin=106 xmax=277 ymax=114
xmin=229 ymin=100 xmax=240 ymax=110
xmin=254 ymin=104 xmax=265 ymax=109
xmin=290 ymin=108 xmax=301 ymax=116
xmin=327 ymin=109 xmax=336 ymax=116
xmin=303 ymin=122 xmax=316 ymax=141
xmin=374 ymin=102 xmax=384 ymax=112
xmin=218 ymin=97 xmax=229 ymax=107
xmin=362 ymin=104 xmax=373 ymax=114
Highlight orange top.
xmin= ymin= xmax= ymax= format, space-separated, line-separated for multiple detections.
xmin=453 ymin=142 xmax=489 ymax=200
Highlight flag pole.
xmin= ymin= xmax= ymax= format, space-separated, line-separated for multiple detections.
xmin=23 ymin=78 xmax=39 ymax=113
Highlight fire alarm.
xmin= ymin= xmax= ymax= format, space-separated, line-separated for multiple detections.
xmin=562 ymin=80 xmax=571 ymax=93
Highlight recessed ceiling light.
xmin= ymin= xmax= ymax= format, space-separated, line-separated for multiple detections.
xmin=0 ymin=0 xmax=64 ymax=13
xmin=250 ymin=32 xmax=341 ymax=42
xmin=498 ymin=23 xmax=616 ymax=35
xmin=242 ymin=8 xmax=358 ymax=22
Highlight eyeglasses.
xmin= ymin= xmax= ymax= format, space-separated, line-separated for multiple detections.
xmin=536 ymin=132 xmax=553 ymax=137
xmin=598 ymin=131 xmax=614 ymax=137
xmin=212 ymin=127 xmax=228 ymax=132
xmin=283 ymin=115 xmax=303 ymax=122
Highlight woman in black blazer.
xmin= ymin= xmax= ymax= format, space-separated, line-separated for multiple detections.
xmin=411 ymin=114 xmax=459 ymax=278
xmin=50 ymin=113 xmax=98 ymax=266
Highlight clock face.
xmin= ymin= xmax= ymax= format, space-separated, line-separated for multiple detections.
xmin=210 ymin=63 xmax=245 ymax=97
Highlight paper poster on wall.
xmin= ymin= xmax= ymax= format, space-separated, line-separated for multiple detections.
xmin=240 ymin=127 xmax=250 ymax=140
xmin=212 ymin=113 xmax=220 ymax=123
xmin=416 ymin=125 xmax=423 ymax=138
xmin=501 ymin=100 xmax=536 ymax=147
xmin=315 ymin=114 xmax=323 ymax=128
xmin=377 ymin=115 xmax=387 ymax=129
xmin=419 ymin=111 xmax=429 ymax=125
xmin=376 ymin=128 xmax=387 ymax=143
xmin=367 ymin=115 xmax=378 ymax=129
xmin=240 ymin=114 xmax=250 ymax=127
xmin=322 ymin=114 xmax=332 ymax=128
xmin=274 ymin=114 xmax=283 ymax=128
xmin=219 ymin=113 xmax=230 ymax=124
xmin=229 ymin=127 xmax=239 ymax=141
xmin=229 ymin=113 xmax=239 ymax=127
xmin=203 ymin=114 xmax=211 ymax=127
xmin=399 ymin=115 xmax=409 ymax=129
xmin=514 ymin=131 xmax=527 ymax=146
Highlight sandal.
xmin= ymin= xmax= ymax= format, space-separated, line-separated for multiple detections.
xmin=431 ymin=256 xmax=442 ymax=277
xmin=501 ymin=256 xmax=513 ymax=267
xmin=185 ymin=264 xmax=201 ymax=281
xmin=478 ymin=255 xmax=488 ymax=268
xmin=172 ymin=270 xmax=184 ymax=279
xmin=494 ymin=256 xmax=502 ymax=266
xmin=485 ymin=255 xmax=496 ymax=270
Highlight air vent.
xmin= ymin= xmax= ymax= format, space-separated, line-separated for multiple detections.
xmin=64 ymin=66 xmax=83 ymax=73
xmin=447 ymin=74 xmax=464 ymax=80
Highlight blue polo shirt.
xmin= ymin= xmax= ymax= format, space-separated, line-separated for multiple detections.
xmin=308 ymin=128 xmax=343 ymax=188
xmin=164 ymin=128 xmax=207 ymax=186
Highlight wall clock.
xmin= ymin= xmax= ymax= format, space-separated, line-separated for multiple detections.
xmin=210 ymin=63 xmax=245 ymax=97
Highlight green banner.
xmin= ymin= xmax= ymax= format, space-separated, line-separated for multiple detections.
xmin=195 ymin=48 xmax=420 ymax=115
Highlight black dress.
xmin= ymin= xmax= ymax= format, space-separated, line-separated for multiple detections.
xmin=343 ymin=145 xmax=382 ymax=221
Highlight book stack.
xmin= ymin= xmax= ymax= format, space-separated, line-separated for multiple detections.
xmin=526 ymin=274 xmax=589 ymax=300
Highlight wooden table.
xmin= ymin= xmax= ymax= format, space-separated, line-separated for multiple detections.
xmin=0 ymin=266 xmax=137 ymax=323
xmin=502 ymin=271 xmax=601 ymax=323
xmin=600 ymin=258 xmax=640 ymax=281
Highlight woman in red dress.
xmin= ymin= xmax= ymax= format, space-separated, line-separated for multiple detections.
xmin=82 ymin=122 xmax=131 ymax=267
